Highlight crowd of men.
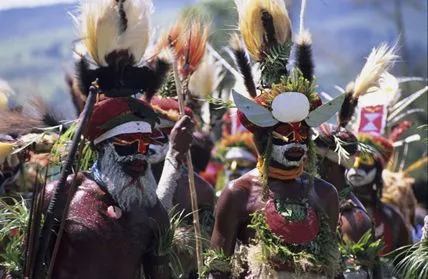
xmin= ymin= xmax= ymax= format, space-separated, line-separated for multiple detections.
xmin=0 ymin=0 xmax=427 ymax=278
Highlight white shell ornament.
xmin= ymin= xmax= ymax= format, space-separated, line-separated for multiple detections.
xmin=232 ymin=90 xmax=278 ymax=127
xmin=271 ymin=92 xmax=310 ymax=123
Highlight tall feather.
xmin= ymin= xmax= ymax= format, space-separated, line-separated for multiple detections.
xmin=235 ymin=0 xmax=291 ymax=61
xmin=188 ymin=53 xmax=224 ymax=98
xmin=76 ymin=0 xmax=153 ymax=66
xmin=295 ymin=30 xmax=314 ymax=82
xmin=230 ymin=34 xmax=257 ymax=98
xmin=338 ymin=44 xmax=398 ymax=127
xmin=352 ymin=43 xmax=398 ymax=99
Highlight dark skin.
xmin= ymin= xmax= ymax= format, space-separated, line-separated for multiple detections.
xmin=44 ymin=173 xmax=170 ymax=279
xmin=210 ymin=131 xmax=339 ymax=278
xmin=347 ymin=160 xmax=410 ymax=253
xmin=318 ymin=158 xmax=372 ymax=243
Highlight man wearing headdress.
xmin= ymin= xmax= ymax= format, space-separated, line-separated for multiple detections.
xmin=345 ymin=133 xmax=410 ymax=254
xmin=207 ymin=1 xmax=342 ymax=278
xmin=40 ymin=1 xmax=184 ymax=278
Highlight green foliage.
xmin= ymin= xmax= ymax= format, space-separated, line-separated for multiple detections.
xmin=206 ymin=97 xmax=235 ymax=110
xmin=260 ymin=42 xmax=293 ymax=87
xmin=338 ymin=229 xmax=384 ymax=271
xmin=389 ymin=237 xmax=428 ymax=279
xmin=159 ymin=72 xmax=178 ymax=98
xmin=201 ymin=249 xmax=231 ymax=277
xmin=50 ymin=121 xmax=97 ymax=172
xmin=275 ymin=201 xmax=307 ymax=222
xmin=248 ymin=210 xmax=339 ymax=276
xmin=0 ymin=197 xmax=30 ymax=273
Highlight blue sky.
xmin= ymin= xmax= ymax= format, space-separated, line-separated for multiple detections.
xmin=0 ymin=0 xmax=76 ymax=11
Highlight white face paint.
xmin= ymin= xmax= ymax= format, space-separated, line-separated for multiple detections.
xmin=345 ymin=168 xmax=377 ymax=187
xmin=147 ymin=143 xmax=169 ymax=164
xmin=98 ymin=143 xmax=157 ymax=211
xmin=271 ymin=143 xmax=308 ymax=167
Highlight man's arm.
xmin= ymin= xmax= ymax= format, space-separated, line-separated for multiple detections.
xmin=208 ymin=183 xmax=247 ymax=278
xmin=157 ymin=116 xmax=193 ymax=211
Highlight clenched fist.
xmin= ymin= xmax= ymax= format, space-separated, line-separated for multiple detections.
xmin=169 ymin=115 xmax=194 ymax=161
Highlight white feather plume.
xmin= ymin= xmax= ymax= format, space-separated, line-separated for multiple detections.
xmin=76 ymin=0 xmax=153 ymax=66
xmin=353 ymin=43 xmax=398 ymax=99
xmin=188 ymin=53 xmax=225 ymax=98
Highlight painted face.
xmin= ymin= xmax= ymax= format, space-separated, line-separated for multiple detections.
xmin=98 ymin=143 xmax=157 ymax=211
xmin=345 ymin=153 xmax=378 ymax=187
xmin=271 ymin=122 xmax=309 ymax=168
xmin=109 ymin=131 xmax=165 ymax=177
xmin=224 ymin=147 xmax=257 ymax=182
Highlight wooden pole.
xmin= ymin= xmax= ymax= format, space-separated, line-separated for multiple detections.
xmin=171 ymin=53 xmax=204 ymax=275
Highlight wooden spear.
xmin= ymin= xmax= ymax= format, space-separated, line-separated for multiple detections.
xmin=32 ymin=82 xmax=98 ymax=279
xmin=170 ymin=53 xmax=204 ymax=275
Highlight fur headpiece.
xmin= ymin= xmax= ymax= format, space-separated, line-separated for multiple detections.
xmin=232 ymin=0 xmax=345 ymax=135
xmin=74 ymin=0 xmax=170 ymax=98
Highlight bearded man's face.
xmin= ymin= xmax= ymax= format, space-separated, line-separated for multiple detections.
xmin=270 ymin=122 xmax=309 ymax=169
xmin=97 ymin=134 xmax=160 ymax=211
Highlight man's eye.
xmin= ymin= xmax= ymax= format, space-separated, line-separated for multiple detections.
xmin=113 ymin=142 xmax=138 ymax=156
xmin=272 ymin=138 xmax=287 ymax=145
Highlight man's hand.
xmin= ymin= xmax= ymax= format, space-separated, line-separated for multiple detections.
xmin=169 ymin=115 xmax=194 ymax=161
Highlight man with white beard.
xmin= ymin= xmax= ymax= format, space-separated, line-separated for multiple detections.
xmin=44 ymin=97 xmax=194 ymax=279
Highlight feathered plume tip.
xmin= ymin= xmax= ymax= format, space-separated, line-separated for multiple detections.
xmin=353 ymin=43 xmax=398 ymax=99
xmin=234 ymin=0 xmax=292 ymax=61
xmin=230 ymin=33 xmax=257 ymax=97
xmin=295 ymin=30 xmax=314 ymax=82
xmin=158 ymin=18 xmax=208 ymax=78
xmin=188 ymin=52 xmax=224 ymax=98
xmin=338 ymin=44 xmax=398 ymax=127
xmin=76 ymin=0 xmax=153 ymax=67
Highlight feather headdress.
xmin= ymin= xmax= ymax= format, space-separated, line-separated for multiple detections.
xmin=338 ymin=44 xmax=398 ymax=127
xmin=234 ymin=0 xmax=291 ymax=62
xmin=74 ymin=0 xmax=170 ymax=98
xmin=188 ymin=53 xmax=224 ymax=98
xmin=76 ymin=0 xmax=152 ymax=66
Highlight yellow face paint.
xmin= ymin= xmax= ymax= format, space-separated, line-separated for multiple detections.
xmin=231 ymin=160 xmax=238 ymax=172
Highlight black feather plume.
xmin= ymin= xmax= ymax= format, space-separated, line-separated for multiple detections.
xmin=141 ymin=58 xmax=171 ymax=102
xmin=75 ymin=57 xmax=97 ymax=96
xmin=117 ymin=0 xmax=128 ymax=34
xmin=261 ymin=10 xmax=277 ymax=47
xmin=295 ymin=41 xmax=314 ymax=82
xmin=338 ymin=91 xmax=358 ymax=128
xmin=232 ymin=48 xmax=257 ymax=98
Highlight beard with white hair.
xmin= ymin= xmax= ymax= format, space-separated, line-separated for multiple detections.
xmin=97 ymin=143 xmax=158 ymax=212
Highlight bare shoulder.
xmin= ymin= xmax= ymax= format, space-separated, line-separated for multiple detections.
xmin=217 ymin=169 xmax=259 ymax=211
xmin=44 ymin=173 xmax=87 ymax=207
xmin=312 ymin=175 xmax=338 ymax=201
